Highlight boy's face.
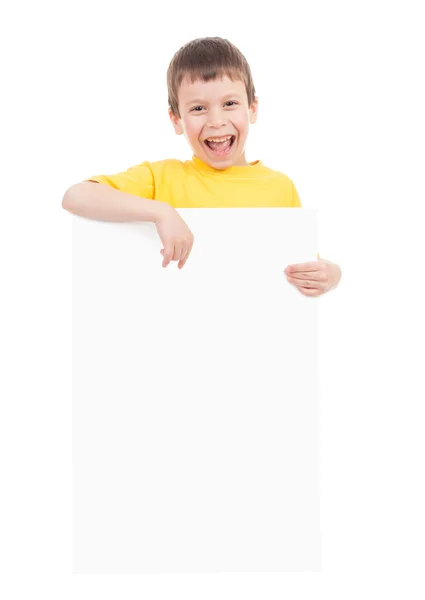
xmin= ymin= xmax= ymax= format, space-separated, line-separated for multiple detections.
xmin=169 ymin=75 xmax=258 ymax=169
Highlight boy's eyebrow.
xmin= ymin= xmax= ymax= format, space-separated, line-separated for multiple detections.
xmin=185 ymin=93 xmax=242 ymax=106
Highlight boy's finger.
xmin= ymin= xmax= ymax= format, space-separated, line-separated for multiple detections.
xmin=178 ymin=247 xmax=188 ymax=268
xmin=286 ymin=261 xmax=321 ymax=273
xmin=177 ymin=245 xmax=189 ymax=269
xmin=297 ymin=286 xmax=322 ymax=297
xmin=289 ymin=271 xmax=324 ymax=282
xmin=286 ymin=273 xmax=319 ymax=288
xmin=172 ymin=241 xmax=184 ymax=262
xmin=162 ymin=244 xmax=174 ymax=267
xmin=178 ymin=242 xmax=193 ymax=269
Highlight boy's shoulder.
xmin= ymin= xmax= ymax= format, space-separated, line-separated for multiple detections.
xmin=138 ymin=157 xmax=186 ymax=175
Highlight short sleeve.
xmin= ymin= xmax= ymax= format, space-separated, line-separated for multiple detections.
xmin=291 ymin=181 xmax=302 ymax=207
xmin=84 ymin=161 xmax=155 ymax=199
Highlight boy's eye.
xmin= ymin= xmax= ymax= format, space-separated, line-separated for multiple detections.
xmin=191 ymin=101 xmax=238 ymax=112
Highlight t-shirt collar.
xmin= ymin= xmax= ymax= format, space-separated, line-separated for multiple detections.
xmin=190 ymin=154 xmax=264 ymax=177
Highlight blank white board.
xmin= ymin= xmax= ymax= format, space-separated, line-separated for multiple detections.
xmin=72 ymin=208 xmax=320 ymax=573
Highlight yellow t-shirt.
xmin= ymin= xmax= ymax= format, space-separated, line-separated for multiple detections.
xmin=85 ymin=154 xmax=302 ymax=208
xmin=85 ymin=154 xmax=320 ymax=258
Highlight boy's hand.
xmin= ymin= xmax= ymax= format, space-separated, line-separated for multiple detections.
xmin=284 ymin=259 xmax=342 ymax=296
xmin=155 ymin=206 xmax=194 ymax=269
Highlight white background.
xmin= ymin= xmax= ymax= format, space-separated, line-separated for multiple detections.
xmin=1 ymin=0 xmax=424 ymax=597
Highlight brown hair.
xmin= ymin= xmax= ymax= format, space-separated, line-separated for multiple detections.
xmin=167 ymin=37 xmax=256 ymax=119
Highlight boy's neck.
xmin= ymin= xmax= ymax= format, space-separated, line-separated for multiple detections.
xmin=193 ymin=154 xmax=251 ymax=169
xmin=190 ymin=154 xmax=262 ymax=176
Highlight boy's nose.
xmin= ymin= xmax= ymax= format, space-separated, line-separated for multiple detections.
xmin=207 ymin=116 xmax=229 ymax=127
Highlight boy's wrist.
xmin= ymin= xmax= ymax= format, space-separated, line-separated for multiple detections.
xmin=153 ymin=200 xmax=174 ymax=224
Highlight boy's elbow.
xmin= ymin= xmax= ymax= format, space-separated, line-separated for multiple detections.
xmin=62 ymin=187 xmax=75 ymax=212
xmin=62 ymin=181 xmax=93 ymax=212
xmin=62 ymin=184 xmax=82 ymax=212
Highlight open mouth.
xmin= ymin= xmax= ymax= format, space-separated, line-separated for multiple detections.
xmin=203 ymin=135 xmax=236 ymax=156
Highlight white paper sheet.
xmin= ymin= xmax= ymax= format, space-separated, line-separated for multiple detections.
xmin=73 ymin=208 xmax=321 ymax=573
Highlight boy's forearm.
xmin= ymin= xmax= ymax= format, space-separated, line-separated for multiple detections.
xmin=61 ymin=182 xmax=170 ymax=223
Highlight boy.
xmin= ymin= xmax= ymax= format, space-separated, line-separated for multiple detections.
xmin=62 ymin=37 xmax=342 ymax=297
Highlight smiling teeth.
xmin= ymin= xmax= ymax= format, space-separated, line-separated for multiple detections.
xmin=205 ymin=135 xmax=233 ymax=142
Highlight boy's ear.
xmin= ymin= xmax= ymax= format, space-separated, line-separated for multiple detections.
xmin=250 ymin=96 xmax=259 ymax=124
xmin=169 ymin=108 xmax=184 ymax=135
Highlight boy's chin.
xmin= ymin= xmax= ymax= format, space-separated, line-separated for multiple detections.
xmin=199 ymin=146 xmax=239 ymax=169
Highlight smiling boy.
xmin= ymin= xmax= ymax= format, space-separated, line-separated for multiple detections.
xmin=62 ymin=36 xmax=341 ymax=296
xmin=170 ymin=73 xmax=253 ymax=168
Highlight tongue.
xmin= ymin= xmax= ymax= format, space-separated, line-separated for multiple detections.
xmin=207 ymin=138 xmax=231 ymax=151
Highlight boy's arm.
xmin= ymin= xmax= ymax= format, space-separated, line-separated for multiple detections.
xmin=61 ymin=181 xmax=171 ymax=223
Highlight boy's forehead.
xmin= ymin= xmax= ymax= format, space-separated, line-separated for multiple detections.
xmin=178 ymin=75 xmax=245 ymax=101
